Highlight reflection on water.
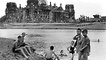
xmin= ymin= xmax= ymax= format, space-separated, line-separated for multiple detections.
xmin=0 ymin=29 xmax=106 ymax=60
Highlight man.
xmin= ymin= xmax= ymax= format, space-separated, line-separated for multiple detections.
xmin=79 ymin=29 xmax=90 ymax=60
xmin=45 ymin=46 xmax=60 ymax=60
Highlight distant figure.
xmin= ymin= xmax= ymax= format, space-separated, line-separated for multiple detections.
xmin=67 ymin=41 xmax=75 ymax=60
xmin=45 ymin=46 xmax=60 ymax=60
xmin=79 ymin=29 xmax=91 ymax=60
xmin=98 ymin=39 xmax=100 ymax=42
xmin=59 ymin=50 xmax=67 ymax=57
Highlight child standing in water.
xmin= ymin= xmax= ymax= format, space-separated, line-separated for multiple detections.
xmin=79 ymin=29 xmax=90 ymax=60
xmin=67 ymin=41 xmax=75 ymax=60
xmin=59 ymin=50 xmax=67 ymax=57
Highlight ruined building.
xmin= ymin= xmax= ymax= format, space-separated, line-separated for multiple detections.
xmin=2 ymin=0 xmax=75 ymax=23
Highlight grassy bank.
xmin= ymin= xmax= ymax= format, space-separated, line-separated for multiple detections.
xmin=0 ymin=37 xmax=46 ymax=60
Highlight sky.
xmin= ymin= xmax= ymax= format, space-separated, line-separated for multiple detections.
xmin=0 ymin=0 xmax=106 ymax=18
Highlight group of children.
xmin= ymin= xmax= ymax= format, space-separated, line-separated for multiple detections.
xmin=58 ymin=28 xmax=90 ymax=60
xmin=12 ymin=32 xmax=35 ymax=60
xmin=12 ymin=28 xmax=90 ymax=60
xmin=67 ymin=28 xmax=90 ymax=60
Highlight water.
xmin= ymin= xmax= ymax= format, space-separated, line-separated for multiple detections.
xmin=0 ymin=29 xmax=106 ymax=60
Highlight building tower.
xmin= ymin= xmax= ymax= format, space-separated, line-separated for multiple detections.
xmin=65 ymin=4 xmax=75 ymax=20
xmin=5 ymin=2 xmax=17 ymax=15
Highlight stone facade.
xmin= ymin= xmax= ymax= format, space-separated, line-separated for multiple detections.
xmin=3 ymin=0 xmax=75 ymax=23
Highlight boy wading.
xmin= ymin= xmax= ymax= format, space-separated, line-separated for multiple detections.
xmin=73 ymin=28 xmax=83 ymax=53
xmin=73 ymin=28 xmax=83 ymax=60
xmin=79 ymin=29 xmax=90 ymax=60
xmin=67 ymin=41 xmax=75 ymax=60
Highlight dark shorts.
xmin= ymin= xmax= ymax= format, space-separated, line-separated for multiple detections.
xmin=74 ymin=41 xmax=77 ymax=47
xmin=46 ymin=58 xmax=53 ymax=60
xmin=69 ymin=51 xmax=75 ymax=54
xmin=12 ymin=47 xmax=20 ymax=53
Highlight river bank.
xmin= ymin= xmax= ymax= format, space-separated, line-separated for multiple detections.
xmin=0 ymin=22 xmax=106 ymax=30
xmin=0 ymin=37 xmax=47 ymax=60
xmin=0 ymin=29 xmax=106 ymax=60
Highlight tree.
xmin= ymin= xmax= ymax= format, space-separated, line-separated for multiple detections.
xmin=78 ymin=15 xmax=90 ymax=22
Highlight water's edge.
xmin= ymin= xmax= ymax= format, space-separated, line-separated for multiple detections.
xmin=0 ymin=22 xmax=106 ymax=30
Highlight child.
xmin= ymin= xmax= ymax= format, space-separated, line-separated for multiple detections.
xmin=59 ymin=50 xmax=67 ymax=57
xmin=12 ymin=36 xmax=35 ymax=60
xmin=12 ymin=36 xmax=29 ymax=58
xmin=67 ymin=41 xmax=75 ymax=60
xmin=45 ymin=46 xmax=60 ymax=60
xmin=79 ymin=29 xmax=90 ymax=60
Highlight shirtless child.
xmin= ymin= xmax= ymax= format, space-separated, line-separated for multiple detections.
xmin=45 ymin=46 xmax=60 ymax=60
xmin=59 ymin=50 xmax=67 ymax=57
xmin=67 ymin=41 xmax=75 ymax=60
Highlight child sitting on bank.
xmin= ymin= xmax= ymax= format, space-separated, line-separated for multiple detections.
xmin=12 ymin=36 xmax=35 ymax=59
xmin=67 ymin=41 xmax=75 ymax=60
xmin=45 ymin=46 xmax=60 ymax=60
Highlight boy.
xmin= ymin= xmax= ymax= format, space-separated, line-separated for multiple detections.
xmin=79 ymin=29 xmax=90 ymax=60
xmin=73 ymin=28 xmax=83 ymax=60
xmin=73 ymin=28 xmax=82 ymax=52
xmin=45 ymin=46 xmax=60 ymax=60
xmin=12 ymin=36 xmax=30 ymax=59
xmin=21 ymin=32 xmax=27 ymax=42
